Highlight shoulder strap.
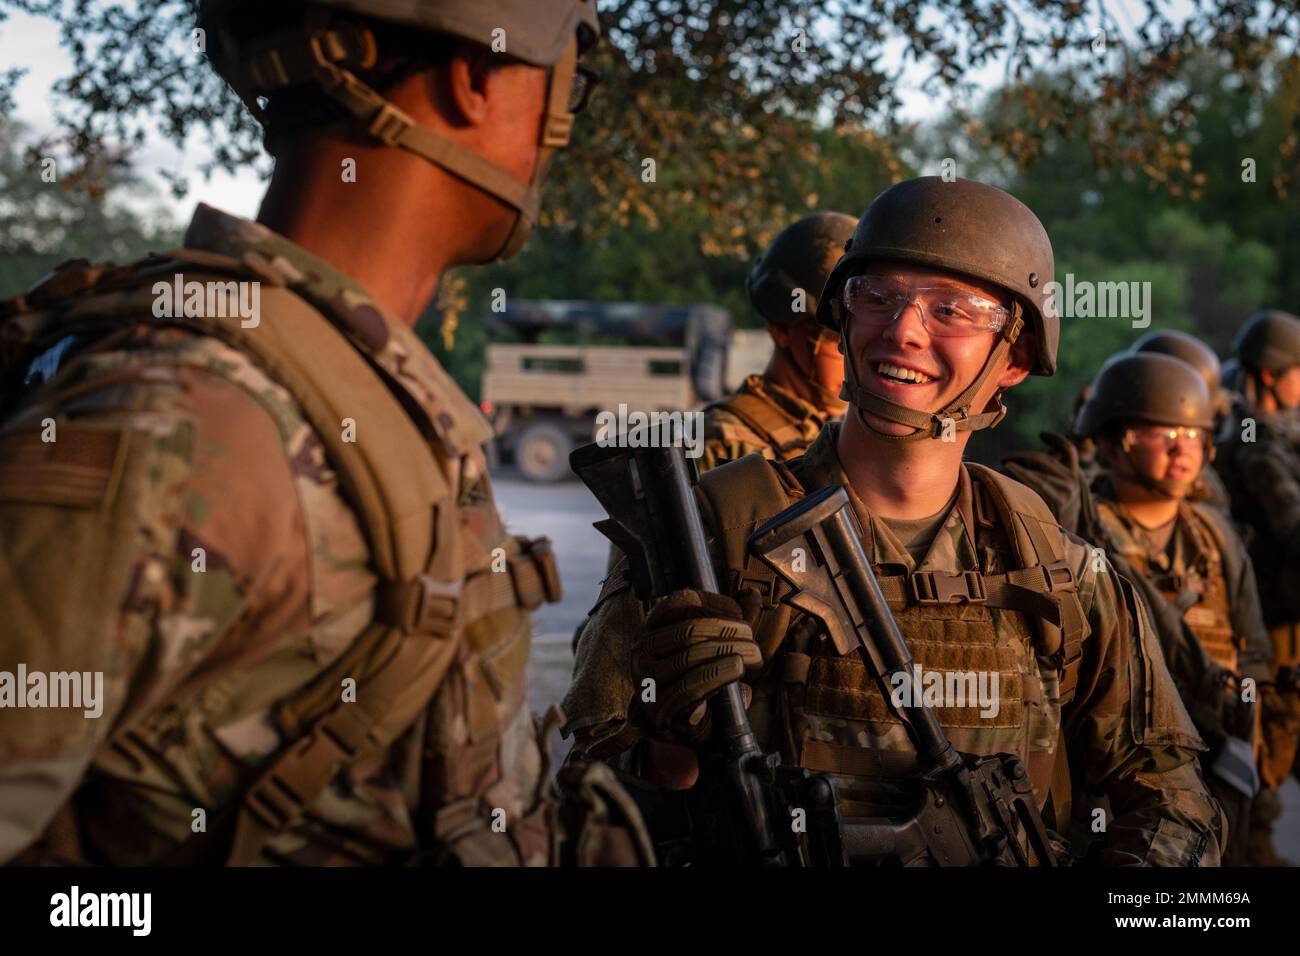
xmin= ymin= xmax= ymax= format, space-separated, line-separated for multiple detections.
xmin=709 ymin=389 xmax=810 ymax=456
xmin=965 ymin=463 xmax=1089 ymax=707
xmin=3 ymin=254 xmax=493 ymax=864
xmin=697 ymin=451 xmax=803 ymax=582
xmin=1187 ymin=502 xmax=1231 ymax=574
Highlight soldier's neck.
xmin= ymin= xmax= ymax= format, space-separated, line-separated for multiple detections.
xmin=257 ymin=135 xmax=512 ymax=327
xmin=765 ymin=347 xmax=847 ymax=415
xmin=836 ymin=411 xmax=967 ymax=520
xmin=1110 ymin=475 xmax=1181 ymax=528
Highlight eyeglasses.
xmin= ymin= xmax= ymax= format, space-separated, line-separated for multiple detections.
xmin=841 ymin=275 xmax=1011 ymax=338
xmin=1124 ymin=424 xmax=1208 ymax=451
xmin=568 ymin=64 xmax=600 ymax=114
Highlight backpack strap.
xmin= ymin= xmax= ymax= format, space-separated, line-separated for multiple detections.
xmin=707 ymin=389 xmax=815 ymax=459
xmin=696 ymin=453 xmax=804 ymax=662
xmin=964 ymin=463 xmax=1090 ymax=707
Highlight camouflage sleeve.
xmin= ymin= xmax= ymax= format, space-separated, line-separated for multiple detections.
xmin=0 ymin=354 xmax=312 ymax=862
xmin=700 ymin=408 xmax=776 ymax=473
xmin=1062 ymin=542 xmax=1226 ymax=866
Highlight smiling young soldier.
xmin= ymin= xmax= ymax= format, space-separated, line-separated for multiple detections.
xmin=699 ymin=212 xmax=856 ymax=470
xmin=563 ymin=176 xmax=1223 ymax=865
xmin=0 ymin=0 xmax=651 ymax=866
xmin=1072 ymin=353 xmax=1271 ymax=865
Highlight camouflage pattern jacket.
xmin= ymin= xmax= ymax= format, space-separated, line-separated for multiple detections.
xmin=699 ymin=373 xmax=832 ymax=471
xmin=565 ymin=425 xmax=1224 ymax=866
xmin=0 ymin=205 xmax=577 ymax=866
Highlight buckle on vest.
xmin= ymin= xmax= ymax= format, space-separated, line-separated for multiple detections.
xmin=1038 ymin=560 xmax=1075 ymax=593
xmin=398 ymin=576 xmax=461 ymax=637
xmin=244 ymin=709 xmax=367 ymax=832
xmin=909 ymin=569 xmax=986 ymax=605
xmin=510 ymin=538 xmax=563 ymax=610
xmin=543 ymin=111 xmax=575 ymax=148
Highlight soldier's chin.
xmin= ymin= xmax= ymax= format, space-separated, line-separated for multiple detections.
xmin=858 ymin=407 xmax=927 ymax=438
xmin=1153 ymin=478 xmax=1194 ymax=499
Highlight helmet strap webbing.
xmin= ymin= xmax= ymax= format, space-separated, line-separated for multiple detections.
xmin=221 ymin=13 xmax=579 ymax=261
xmin=836 ymin=299 xmax=1023 ymax=443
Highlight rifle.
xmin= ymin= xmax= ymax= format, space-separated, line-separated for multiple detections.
xmin=570 ymin=440 xmax=846 ymax=866
xmin=749 ymin=484 xmax=1058 ymax=866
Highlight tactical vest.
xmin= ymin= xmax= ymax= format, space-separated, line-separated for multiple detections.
xmin=695 ymin=454 xmax=1089 ymax=822
xmin=1100 ymin=503 xmax=1238 ymax=672
xmin=704 ymin=383 xmax=822 ymax=461
xmin=0 ymin=252 xmax=562 ymax=865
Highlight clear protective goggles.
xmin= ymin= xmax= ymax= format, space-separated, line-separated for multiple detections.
xmin=841 ymin=275 xmax=1012 ymax=338
xmin=1123 ymin=424 xmax=1210 ymax=452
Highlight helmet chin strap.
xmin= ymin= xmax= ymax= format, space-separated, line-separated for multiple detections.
xmin=233 ymin=13 xmax=580 ymax=263
xmin=835 ymin=299 xmax=1024 ymax=443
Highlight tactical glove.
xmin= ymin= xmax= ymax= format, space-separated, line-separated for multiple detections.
xmin=631 ymin=588 xmax=762 ymax=745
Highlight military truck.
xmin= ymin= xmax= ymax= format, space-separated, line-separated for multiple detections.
xmin=481 ymin=300 xmax=733 ymax=481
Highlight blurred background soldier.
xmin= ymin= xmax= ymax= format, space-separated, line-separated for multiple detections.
xmin=0 ymin=0 xmax=649 ymax=866
xmin=699 ymin=211 xmax=856 ymax=470
xmin=1131 ymin=330 xmax=1233 ymax=512
xmin=1215 ymin=308 xmax=1300 ymax=864
xmin=1074 ymin=352 xmax=1271 ymax=864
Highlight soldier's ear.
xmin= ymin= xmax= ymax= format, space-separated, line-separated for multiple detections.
xmin=996 ymin=329 xmax=1036 ymax=389
xmin=441 ymin=43 xmax=499 ymax=126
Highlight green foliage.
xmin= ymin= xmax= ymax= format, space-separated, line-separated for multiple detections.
xmin=0 ymin=118 xmax=180 ymax=299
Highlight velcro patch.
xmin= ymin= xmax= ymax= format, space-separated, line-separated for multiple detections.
xmin=0 ymin=425 xmax=123 ymax=507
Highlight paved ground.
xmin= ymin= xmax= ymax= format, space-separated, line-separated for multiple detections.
xmin=494 ymin=469 xmax=1300 ymax=863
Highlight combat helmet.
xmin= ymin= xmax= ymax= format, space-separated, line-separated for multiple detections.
xmin=198 ymin=0 xmax=601 ymax=261
xmin=1131 ymin=329 xmax=1222 ymax=394
xmin=1233 ymin=309 xmax=1300 ymax=375
xmin=815 ymin=177 xmax=1055 ymax=442
xmin=1131 ymin=329 xmax=1228 ymax=418
xmin=747 ymin=212 xmax=858 ymax=327
xmin=1075 ymin=352 xmax=1215 ymax=438
xmin=1074 ymin=351 xmax=1214 ymax=497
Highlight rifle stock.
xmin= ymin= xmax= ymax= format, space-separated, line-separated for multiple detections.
xmin=569 ymin=440 xmax=845 ymax=866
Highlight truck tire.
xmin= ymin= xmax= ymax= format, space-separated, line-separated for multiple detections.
xmin=515 ymin=420 xmax=574 ymax=483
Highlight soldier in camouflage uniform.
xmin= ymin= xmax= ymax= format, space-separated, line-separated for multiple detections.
xmin=1002 ymin=330 xmax=1232 ymax=540
xmin=1072 ymin=352 xmax=1272 ymax=865
xmin=563 ymin=177 xmax=1224 ymax=865
xmin=699 ymin=212 xmax=856 ymax=471
xmin=1215 ymin=308 xmax=1300 ymax=865
xmin=0 ymin=0 xmax=650 ymax=866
